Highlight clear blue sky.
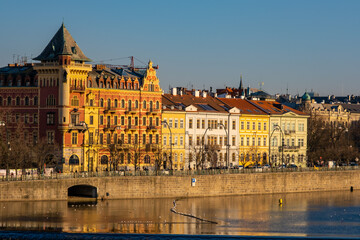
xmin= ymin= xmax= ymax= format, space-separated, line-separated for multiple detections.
xmin=1 ymin=0 xmax=359 ymax=96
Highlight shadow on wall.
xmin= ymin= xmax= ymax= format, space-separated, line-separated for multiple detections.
xmin=68 ymin=185 xmax=97 ymax=198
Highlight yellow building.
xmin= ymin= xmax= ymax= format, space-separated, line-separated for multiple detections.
xmin=219 ymin=98 xmax=269 ymax=166
xmin=161 ymin=95 xmax=186 ymax=170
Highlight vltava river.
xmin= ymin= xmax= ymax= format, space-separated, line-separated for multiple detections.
xmin=0 ymin=191 xmax=359 ymax=237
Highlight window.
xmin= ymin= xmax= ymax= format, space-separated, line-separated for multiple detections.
xmin=197 ymin=119 xmax=200 ymax=129
xmin=224 ymin=120 xmax=227 ymax=129
xmin=71 ymin=96 xmax=79 ymax=106
xmin=189 ymin=136 xmax=192 ymax=146
xmin=246 ymin=122 xmax=250 ymax=130
xmin=252 ymin=122 xmax=255 ymax=130
xmin=232 ymin=153 xmax=236 ymax=162
xmin=291 ymin=123 xmax=295 ymax=131
xmin=128 ymin=134 xmax=131 ymax=144
xmin=258 ymin=137 xmax=261 ymax=146
xmin=241 ymin=122 xmax=244 ymax=130
xmin=232 ymin=120 xmax=236 ymax=130
xmin=196 ymin=136 xmax=200 ymax=145
xmin=100 ymin=115 xmax=104 ymax=125
xmin=135 ymin=134 xmax=138 ymax=144
xmin=100 ymin=98 xmax=104 ymax=107
xmin=34 ymin=96 xmax=38 ymax=106
xmin=135 ymin=117 xmax=139 ymax=126
xmin=180 ymin=136 xmax=183 ymax=146
xmin=107 ymin=99 xmax=111 ymax=109
xmin=47 ymin=131 xmax=55 ymax=144
xmin=101 ymin=155 xmax=108 ymax=165
xmin=128 ymin=100 xmax=132 ymax=110
xmin=169 ymin=119 xmax=173 ymax=128
xmin=121 ymin=99 xmax=125 ymax=108
xmin=120 ymin=134 xmax=124 ymax=144
xmin=224 ymin=136 xmax=227 ymax=146
xmin=202 ymin=120 xmax=205 ymax=129
xmin=46 ymin=113 xmax=55 ymax=125
xmin=135 ymin=100 xmax=138 ymax=108
xmin=144 ymin=155 xmax=150 ymax=164
xmin=258 ymin=122 xmax=261 ymax=131
xmin=174 ymin=119 xmax=178 ymax=128
xmin=156 ymin=134 xmax=159 ymax=144
xmin=89 ymin=132 xmax=94 ymax=144
xmin=149 ymin=134 xmax=153 ymax=144
xmin=16 ymin=97 xmax=20 ymax=106
xmin=114 ymin=99 xmax=118 ymax=108
xmin=232 ymin=136 xmax=236 ymax=146
xmin=219 ymin=136 xmax=223 ymax=145
xmin=241 ymin=137 xmax=244 ymax=146
xmin=189 ymin=119 xmax=193 ymax=129
xmin=149 ymin=117 xmax=153 ymax=126
xmin=246 ymin=137 xmax=250 ymax=146
xmin=121 ymin=116 xmax=125 ymax=125
xmin=69 ymin=155 xmax=79 ymax=165
xmin=46 ymin=95 xmax=55 ymax=106
xmin=298 ymin=138 xmax=304 ymax=147
xmin=72 ymin=132 xmax=78 ymax=144
xmin=264 ymin=122 xmax=267 ymax=131
xmin=156 ymin=101 xmax=160 ymax=109
xmin=71 ymin=114 xmax=79 ymax=125
xmin=143 ymin=134 xmax=146 ymax=144
xmin=33 ymin=131 xmax=38 ymax=145
xmin=107 ymin=133 xmax=111 ymax=144
xmin=298 ymin=123 xmax=304 ymax=131
xmin=163 ymin=136 xmax=167 ymax=145
xmin=114 ymin=116 xmax=118 ymax=125
xmin=143 ymin=117 xmax=146 ymax=126
xmin=24 ymin=114 xmax=29 ymax=124
xmin=174 ymin=136 xmax=178 ymax=145
xmin=143 ymin=100 xmax=147 ymax=109
xmin=263 ymin=137 xmax=267 ymax=146
xmin=100 ymin=133 xmax=103 ymax=144
xmin=89 ymin=99 xmax=94 ymax=106
xmin=33 ymin=114 xmax=38 ymax=124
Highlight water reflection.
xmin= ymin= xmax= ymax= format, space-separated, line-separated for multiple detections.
xmin=0 ymin=191 xmax=359 ymax=236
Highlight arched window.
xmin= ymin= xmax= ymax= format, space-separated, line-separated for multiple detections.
xmin=120 ymin=82 xmax=124 ymax=89
xmin=144 ymin=155 xmax=150 ymax=164
xmin=121 ymin=99 xmax=125 ymax=108
xmin=101 ymin=155 xmax=108 ymax=165
xmin=143 ymin=100 xmax=147 ymax=109
xmin=33 ymin=96 xmax=38 ymax=106
xmin=156 ymin=101 xmax=159 ymax=109
xmin=114 ymin=99 xmax=118 ymax=108
xmin=107 ymin=99 xmax=111 ymax=109
xmin=180 ymin=153 xmax=183 ymax=162
xmin=100 ymin=98 xmax=104 ymax=107
xmin=0 ymin=97 xmax=2 ymax=106
xmin=149 ymin=101 xmax=153 ymax=111
xmin=7 ymin=97 xmax=11 ymax=106
xmin=16 ymin=97 xmax=20 ymax=106
xmin=25 ymin=96 xmax=29 ymax=106
xmin=128 ymin=100 xmax=132 ymax=111
xmin=89 ymin=99 xmax=94 ymax=106
xmin=69 ymin=155 xmax=79 ymax=165
xmin=135 ymin=100 xmax=139 ymax=109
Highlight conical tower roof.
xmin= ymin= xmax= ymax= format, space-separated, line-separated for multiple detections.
xmin=34 ymin=23 xmax=91 ymax=62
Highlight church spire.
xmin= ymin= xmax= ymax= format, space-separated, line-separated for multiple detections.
xmin=239 ymin=74 xmax=243 ymax=90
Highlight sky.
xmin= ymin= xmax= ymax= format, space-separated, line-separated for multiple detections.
xmin=0 ymin=0 xmax=359 ymax=96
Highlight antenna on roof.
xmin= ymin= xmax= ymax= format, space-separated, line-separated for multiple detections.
xmin=286 ymin=83 xmax=289 ymax=95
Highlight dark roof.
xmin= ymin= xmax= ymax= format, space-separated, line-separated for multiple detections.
xmin=34 ymin=23 xmax=91 ymax=62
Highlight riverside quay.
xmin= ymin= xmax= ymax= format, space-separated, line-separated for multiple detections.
xmin=0 ymin=24 xmax=309 ymax=175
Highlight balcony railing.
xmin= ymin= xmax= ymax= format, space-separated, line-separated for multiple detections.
xmin=70 ymin=85 xmax=85 ymax=93
xmin=125 ymin=125 xmax=137 ymax=131
xmin=284 ymin=130 xmax=296 ymax=135
xmin=146 ymin=125 xmax=158 ymax=132
xmin=125 ymin=108 xmax=137 ymax=115
xmin=146 ymin=108 xmax=159 ymax=115
xmin=104 ymin=106 xmax=116 ymax=114
xmin=68 ymin=123 xmax=86 ymax=132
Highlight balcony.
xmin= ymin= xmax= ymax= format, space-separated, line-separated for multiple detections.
xmin=125 ymin=125 xmax=137 ymax=132
xmin=146 ymin=108 xmax=159 ymax=115
xmin=279 ymin=145 xmax=300 ymax=152
xmin=103 ymin=124 xmax=120 ymax=131
xmin=125 ymin=108 xmax=137 ymax=115
xmin=68 ymin=123 xmax=86 ymax=132
xmin=145 ymin=143 xmax=158 ymax=152
xmin=284 ymin=130 xmax=296 ymax=135
xmin=146 ymin=125 xmax=158 ymax=132
xmin=70 ymin=85 xmax=85 ymax=93
xmin=104 ymin=106 xmax=117 ymax=114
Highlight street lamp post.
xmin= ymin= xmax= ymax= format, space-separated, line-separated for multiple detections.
xmin=80 ymin=121 xmax=89 ymax=172
xmin=268 ymin=124 xmax=284 ymax=167
xmin=200 ymin=127 xmax=212 ymax=170
xmin=162 ymin=120 xmax=173 ymax=170
xmin=218 ymin=123 xmax=229 ymax=169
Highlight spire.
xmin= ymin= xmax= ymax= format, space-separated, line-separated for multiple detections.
xmin=34 ymin=23 xmax=91 ymax=62
xmin=239 ymin=74 xmax=243 ymax=90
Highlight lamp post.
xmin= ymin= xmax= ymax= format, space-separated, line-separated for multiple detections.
xmin=80 ymin=121 xmax=89 ymax=172
xmin=162 ymin=120 xmax=173 ymax=170
xmin=269 ymin=124 xmax=284 ymax=167
xmin=200 ymin=127 xmax=212 ymax=170
xmin=218 ymin=123 xmax=229 ymax=169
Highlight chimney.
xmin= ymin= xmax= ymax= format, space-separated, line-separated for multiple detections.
xmin=214 ymin=93 xmax=218 ymax=98
xmin=202 ymin=91 xmax=207 ymax=98
xmin=194 ymin=90 xmax=200 ymax=97
xmin=172 ymin=87 xmax=177 ymax=96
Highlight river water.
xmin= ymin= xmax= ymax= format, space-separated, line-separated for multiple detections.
xmin=0 ymin=191 xmax=359 ymax=238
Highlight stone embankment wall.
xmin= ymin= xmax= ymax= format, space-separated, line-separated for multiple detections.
xmin=0 ymin=170 xmax=359 ymax=201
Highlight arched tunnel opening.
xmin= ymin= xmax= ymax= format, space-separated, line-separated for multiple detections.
xmin=68 ymin=185 xmax=97 ymax=198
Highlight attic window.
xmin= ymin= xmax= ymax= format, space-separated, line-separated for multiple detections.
xmin=71 ymin=47 xmax=77 ymax=54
